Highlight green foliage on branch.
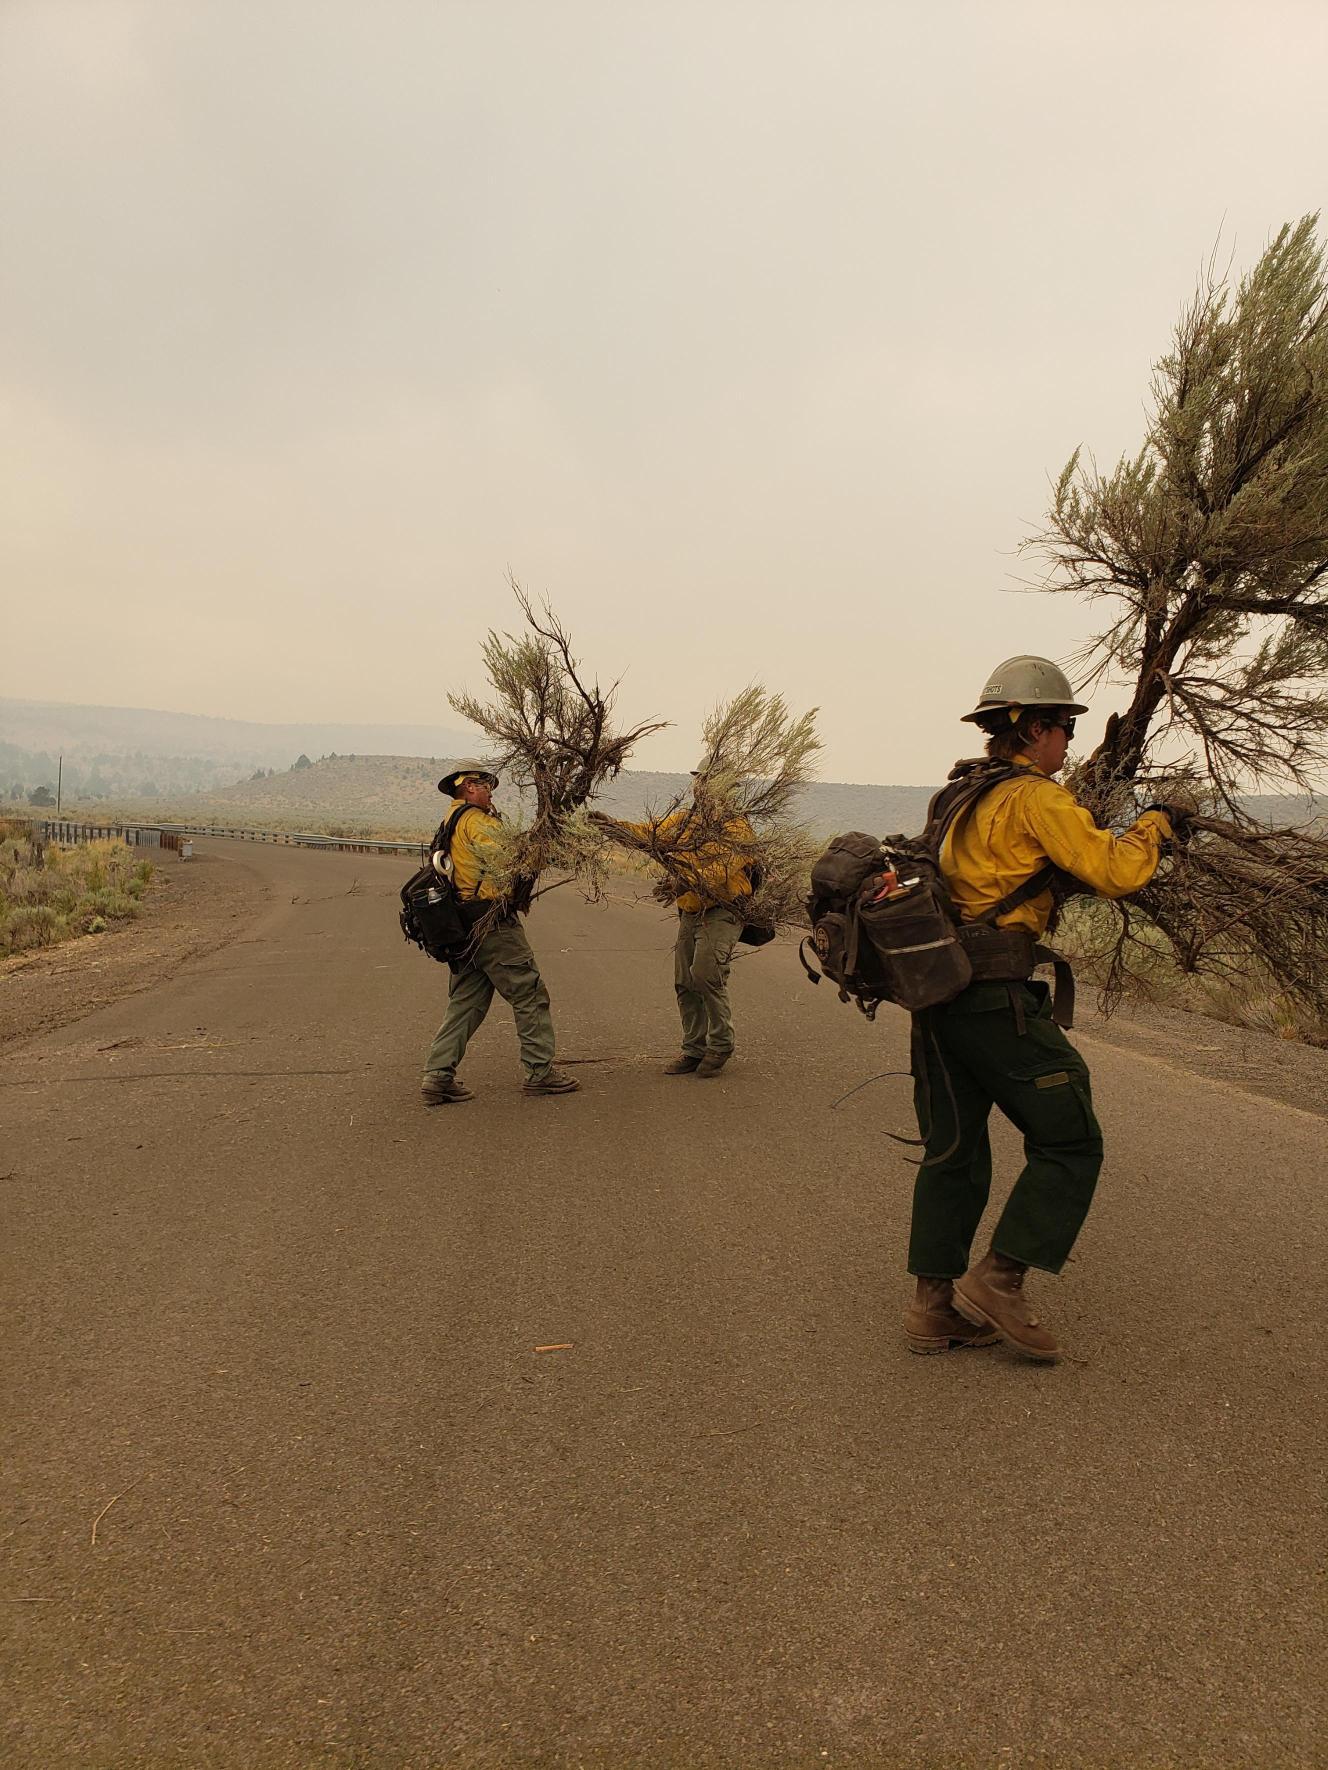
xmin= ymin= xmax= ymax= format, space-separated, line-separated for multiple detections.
xmin=1027 ymin=216 xmax=1328 ymax=1012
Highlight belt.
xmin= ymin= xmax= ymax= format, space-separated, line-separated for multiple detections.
xmin=957 ymin=922 xmax=1075 ymax=1029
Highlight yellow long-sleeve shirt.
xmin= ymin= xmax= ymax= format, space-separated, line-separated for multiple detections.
xmin=942 ymin=758 xmax=1171 ymax=935
xmin=616 ymin=807 xmax=757 ymax=915
xmin=435 ymin=800 xmax=504 ymax=901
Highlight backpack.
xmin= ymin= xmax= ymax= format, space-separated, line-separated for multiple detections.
xmin=800 ymin=758 xmax=1069 ymax=1021
xmin=399 ymin=805 xmax=482 ymax=963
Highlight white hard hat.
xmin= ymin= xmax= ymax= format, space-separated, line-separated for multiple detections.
xmin=961 ymin=655 xmax=1089 ymax=724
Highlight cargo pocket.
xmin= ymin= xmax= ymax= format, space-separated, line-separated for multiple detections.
xmin=1017 ymin=1063 xmax=1100 ymax=1151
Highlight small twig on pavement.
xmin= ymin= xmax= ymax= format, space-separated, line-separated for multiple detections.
xmin=91 ymin=1478 xmax=142 ymax=1547
xmin=0 ymin=1066 xmax=370 ymax=1089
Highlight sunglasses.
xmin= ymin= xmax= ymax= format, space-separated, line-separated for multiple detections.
xmin=1047 ymin=716 xmax=1076 ymax=738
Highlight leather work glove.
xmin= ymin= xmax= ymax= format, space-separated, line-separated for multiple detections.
xmin=1143 ymin=803 xmax=1195 ymax=845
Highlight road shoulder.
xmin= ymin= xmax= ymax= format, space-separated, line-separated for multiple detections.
xmin=1078 ymin=990 xmax=1328 ymax=1119
xmin=0 ymin=848 xmax=272 ymax=1052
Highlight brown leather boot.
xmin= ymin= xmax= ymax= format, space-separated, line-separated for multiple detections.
xmin=952 ymin=1251 xmax=1061 ymax=1362
xmin=903 ymin=1277 xmax=1000 ymax=1355
xmin=421 ymin=1073 xmax=473 ymax=1106
xmin=523 ymin=1067 xmax=582 ymax=1096
xmin=695 ymin=1052 xmax=731 ymax=1078
xmin=664 ymin=1055 xmax=702 ymax=1075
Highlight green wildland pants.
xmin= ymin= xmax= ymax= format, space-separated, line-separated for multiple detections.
xmin=907 ymin=979 xmax=1103 ymax=1278
xmin=675 ymin=906 xmax=742 ymax=1058
xmin=424 ymin=917 xmax=557 ymax=1083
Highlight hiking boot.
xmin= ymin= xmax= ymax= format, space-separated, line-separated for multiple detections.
xmin=695 ymin=1052 xmax=731 ymax=1078
xmin=664 ymin=1055 xmax=702 ymax=1075
xmin=952 ymin=1251 xmax=1061 ymax=1362
xmin=903 ymin=1277 xmax=1000 ymax=1355
xmin=421 ymin=1073 xmax=473 ymax=1107
xmin=523 ymin=1067 xmax=581 ymax=1096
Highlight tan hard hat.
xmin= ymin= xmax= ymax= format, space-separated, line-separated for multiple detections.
xmin=437 ymin=759 xmax=500 ymax=796
xmin=961 ymin=655 xmax=1089 ymax=723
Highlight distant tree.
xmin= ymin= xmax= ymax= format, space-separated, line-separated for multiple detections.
xmin=1026 ymin=215 xmax=1328 ymax=1013
xmin=9 ymin=783 xmax=22 ymax=801
xmin=28 ymin=785 xmax=55 ymax=807
xmin=293 ymin=754 xmax=312 ymax=770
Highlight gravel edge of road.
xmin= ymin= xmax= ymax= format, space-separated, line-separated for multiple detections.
xmin=0 ymin=849 xmax=273 ymax=1054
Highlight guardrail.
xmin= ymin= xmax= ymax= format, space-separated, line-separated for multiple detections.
xmin=39 ymin=820 xmax=182 ymax=852
xmin=39 ymin=820 xmax=427 ymax=860
xmin=151 ymin=823 xmax=428 ymax=858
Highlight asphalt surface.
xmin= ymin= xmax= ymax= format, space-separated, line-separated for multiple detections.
xmin=3 ymin=841 xmax=1325 ymax=1768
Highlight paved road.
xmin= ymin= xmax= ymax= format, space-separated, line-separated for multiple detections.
xmin=4 ymin=841 xmax=1324 ymax=1768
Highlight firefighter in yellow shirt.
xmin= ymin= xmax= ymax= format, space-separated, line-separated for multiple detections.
xmin=420 ymin=763 xmax=580 ymax=1104
xmin=594 ymin=773 xmax=757 ymax=1077
xmin=904 ymin=657 xmax=1180 ymax=1362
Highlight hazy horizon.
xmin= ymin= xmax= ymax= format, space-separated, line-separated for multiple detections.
xmin=0 ymin=691 xmax=935 ymax=787
xmin=5 ymin=2 xmax=1326 ymax=782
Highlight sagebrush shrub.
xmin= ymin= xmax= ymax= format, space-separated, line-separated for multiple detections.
xmin=0 ymin=839 xmax=152 ymax=956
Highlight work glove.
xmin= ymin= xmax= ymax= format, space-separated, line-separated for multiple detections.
xmin=1143 ymin=803 xmax=1195 ymax=845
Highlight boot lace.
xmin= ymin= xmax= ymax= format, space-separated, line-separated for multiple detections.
xmin=997 ymin=1261 xmax=1039 ymax=1322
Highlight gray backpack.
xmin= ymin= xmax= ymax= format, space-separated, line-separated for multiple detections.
xmin=801 ymin=759 xmax=1072 ymax=1023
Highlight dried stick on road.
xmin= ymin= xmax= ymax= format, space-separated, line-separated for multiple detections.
xmin=1024 ymin=216 xmax=1328 ymax=1013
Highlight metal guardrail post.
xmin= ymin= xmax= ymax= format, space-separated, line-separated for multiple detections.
xmin=30 ymin=817 xmax=427 ymax=859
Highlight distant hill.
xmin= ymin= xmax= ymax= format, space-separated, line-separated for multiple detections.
xmin=21 ymin=697 xmax=1320 ymax=840
xmin=0 ymin=697 xmax=477 ymax=803
xmin=79 ymin=754 xmax=939 ymax=840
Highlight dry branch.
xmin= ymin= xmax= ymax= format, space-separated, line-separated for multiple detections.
xmin=448 ymin=578 xmax=669 ymax=925
xmin=1025 ymin=217 xmax=1328 ymax=1009
xmin=595 ymin=686 xmax=822 ymax=928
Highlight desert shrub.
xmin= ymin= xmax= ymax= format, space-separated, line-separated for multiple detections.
xmin=0 ymin=839 xmax=153 ymax=957
xmin=4 ymin=904 xmax=69 ymax=950
xmin=1058 ymin=895 xmax=1328 ymax=1044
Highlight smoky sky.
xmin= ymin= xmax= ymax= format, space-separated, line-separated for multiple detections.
xmin=3 ymin=0 xmax=1325 ymax=781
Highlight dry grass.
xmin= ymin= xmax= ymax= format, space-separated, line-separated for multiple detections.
xmin=0 ymin=825 xmax=153 ymax=957
xmin=1057 ymin=895 xmax=1328 ymax=1045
